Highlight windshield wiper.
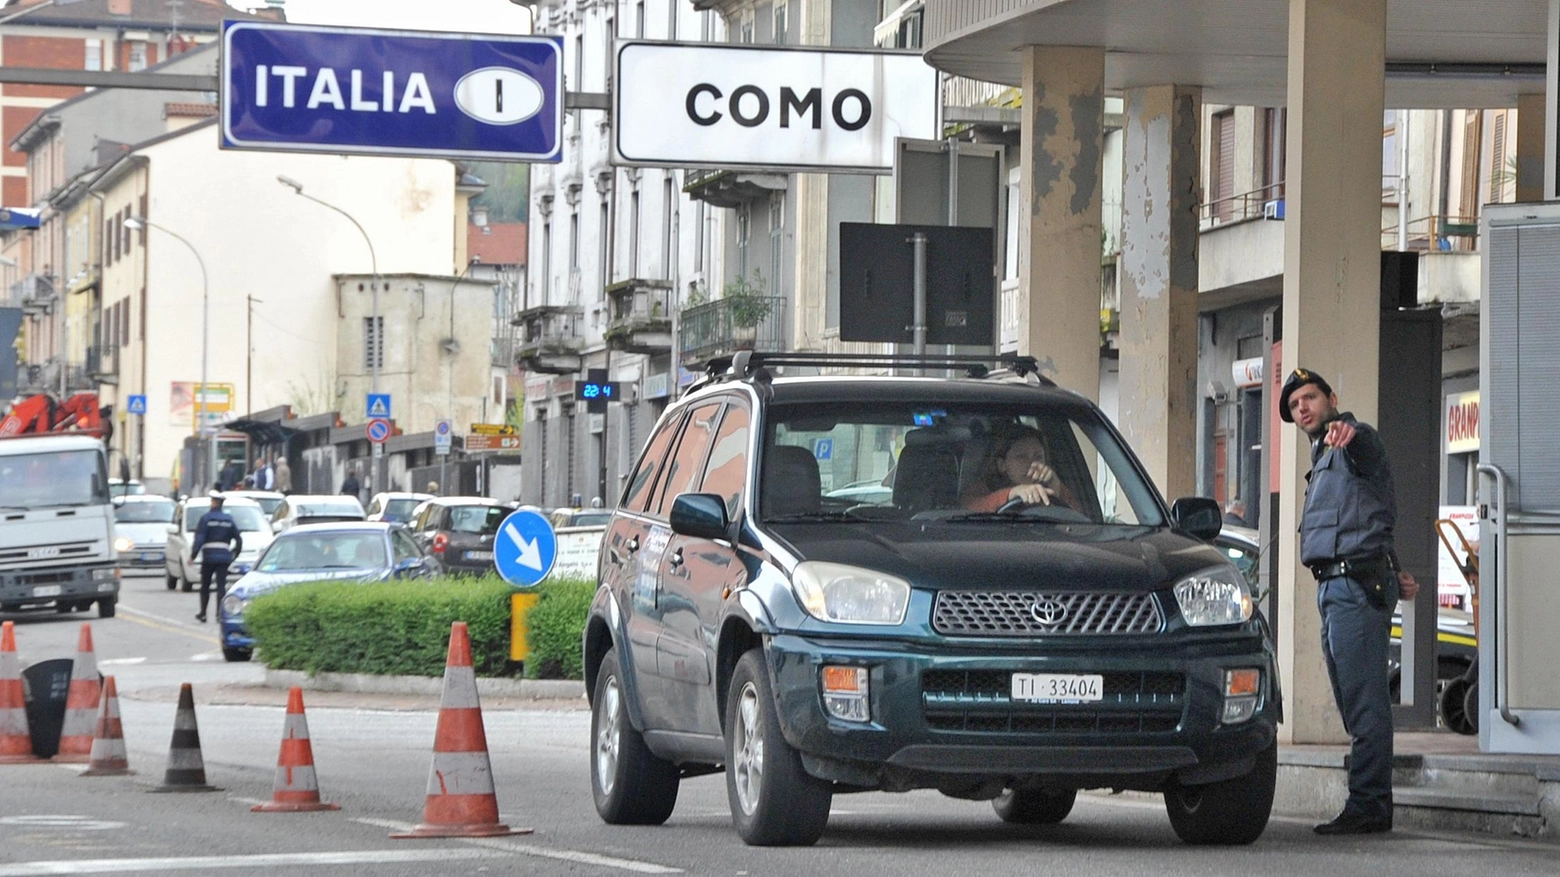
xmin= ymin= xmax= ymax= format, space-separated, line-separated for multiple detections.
xmin=764 ymin=510 xmax=866 ymax=523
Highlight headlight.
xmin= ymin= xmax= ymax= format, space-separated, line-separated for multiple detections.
xmin=221 ymin=594 xmax=249 ymax=618
xmin=1173 ymin=567 xmax=1252 ymax=626
xmin=113 ymin=537 xmax=134 ymax=553
xmin=791 ymin=562 xmax=911 ymax=625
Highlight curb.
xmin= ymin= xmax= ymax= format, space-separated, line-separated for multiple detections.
xmin=263 ymin=668 xmax=586 ymax=700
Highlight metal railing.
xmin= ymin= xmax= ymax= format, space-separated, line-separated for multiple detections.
xmin=1382 ymin=214 xmax=1480 ymax=253
xmin=1199 ymin=182 xmax=1285 ymax=227
xmin=679 ymin=296 xmax=787 ymax=365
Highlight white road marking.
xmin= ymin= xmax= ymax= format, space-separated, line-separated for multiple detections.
xmin=0 ymin=815 xmax=126 ymax=831
xmin=0 ymin=849 xmax=505 ymax=876
xmin=352 ymin=817 xmax=683 ymax=874
xmin=98 ymin=658 xmax=147 ymax=666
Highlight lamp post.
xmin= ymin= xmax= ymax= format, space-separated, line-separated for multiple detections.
xmin=125 ymin=215 xmax=212 ymax=491
xmin=276 ymin=175 xmax=382 ymax=494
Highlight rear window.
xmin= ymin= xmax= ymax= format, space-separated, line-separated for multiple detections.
xmin=447 ymin=505 xmax=507 ymax=534
xmin=297 ymin=503 xmax=366 ymax=520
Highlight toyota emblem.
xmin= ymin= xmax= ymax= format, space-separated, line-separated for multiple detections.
xmin=1029 ymin=598 xmax=1067 ymax=626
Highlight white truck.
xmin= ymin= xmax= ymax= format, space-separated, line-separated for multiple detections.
xmin=0 ymin=434 xmax=121 ymax=617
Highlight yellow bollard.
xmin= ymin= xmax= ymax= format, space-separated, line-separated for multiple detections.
xmin=509 ymin=591 xmax=542 ymax=661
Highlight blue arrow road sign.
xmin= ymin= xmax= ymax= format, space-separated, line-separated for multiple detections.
xmin=221 ymin=21 xmax=563 ymax=162
xmin=126 ymin=395 xmax=147 ymax=416
xmin=366 ymin=393 xmax=391 ymax=419
xmin=494 ymin=509 xmax=557 ymax=587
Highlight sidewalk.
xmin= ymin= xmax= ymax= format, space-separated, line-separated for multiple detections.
xmin=1278 ymin=731 xmax=1560 ymax=842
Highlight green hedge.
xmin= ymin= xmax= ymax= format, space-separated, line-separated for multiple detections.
xmin=522 ymin=578 xmax=595 ymax=680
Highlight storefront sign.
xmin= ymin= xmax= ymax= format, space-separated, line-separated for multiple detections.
xmin=1232 ymin=357 xmax=1263 ymax=389
xmin=614 ymin=42 xmax=938 ymax=173
xmin=1446 ymin=390 xmax=1479 ymax=454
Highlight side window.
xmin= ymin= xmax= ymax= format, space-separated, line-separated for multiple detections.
xmin=620 ymin=410 xmax=684 ymax=513
xmin=652 ymin=402 xmax=723 ymax=518
xmin=391 ymin=530 xmax=421 ymax=562
xmin=272 ymin=501 xmax=288 ymax=525
xmin=698 ymin=403 xmax=750 ymax=517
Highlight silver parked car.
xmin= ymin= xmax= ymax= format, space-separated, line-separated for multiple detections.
xmin=113 ymin=494 xmax=177 ymax=574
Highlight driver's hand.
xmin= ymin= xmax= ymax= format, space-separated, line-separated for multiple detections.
xmin=1008 ymin=483 xmax=1055 ymax=506
xmin=1026 ymin=462 xmax=1059 ymax=486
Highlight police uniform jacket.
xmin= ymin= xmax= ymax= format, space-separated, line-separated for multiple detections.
xmin=191 ymin=510 xmax=243 ymax=565
xmin=1299 ymin=412 xmax=1396 ymax=567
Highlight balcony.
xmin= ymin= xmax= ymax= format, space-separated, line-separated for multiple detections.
xmin=683 ymin=168 xmax=788 ymax=209
xmin=679 ymin=295 xmax=787 ymax=368
xmin=605 ymin=278 xmax=673 ymax=354
xmin=512 ymin=304 xmax=585 ymax=374
xmin=87 ymin=344 xmax=117 ymax=384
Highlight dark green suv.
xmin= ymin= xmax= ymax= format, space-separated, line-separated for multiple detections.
xmin=584 ymin=353 xmax=1280 ymax=847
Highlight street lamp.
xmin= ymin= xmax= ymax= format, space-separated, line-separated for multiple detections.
xmin=277 ymin=174 xmax=383 ymax=494
xmin=125 ymin=215 xmax=213 ymax=491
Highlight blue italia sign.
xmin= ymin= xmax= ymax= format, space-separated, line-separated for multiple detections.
xmin=221 ymin=21 xmax=563 ymax=162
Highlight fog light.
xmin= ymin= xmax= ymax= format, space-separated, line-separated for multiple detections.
xmin=1225 ymin=669 xmax=1260 ymax=697
xmin=92 ymin=567 xmax=118 ymax=581
xmin=1222 ymin=696 xmax=1258 ymax=724
xmin=821 ymin=665 xmax=870 ymax=722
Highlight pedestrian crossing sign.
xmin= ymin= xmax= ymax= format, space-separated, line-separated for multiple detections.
xmin=366 ymin=393 xmax=392 ymax=419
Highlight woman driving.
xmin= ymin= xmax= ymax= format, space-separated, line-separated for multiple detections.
xmin=962 ymin=425 xmax=1083 ymax=513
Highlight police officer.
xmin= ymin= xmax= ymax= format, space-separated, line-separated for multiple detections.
xmin=190 ymin=491 xmax=243 ymax=623
xmin=1281 ymin=368 xmax=1419 ymax=835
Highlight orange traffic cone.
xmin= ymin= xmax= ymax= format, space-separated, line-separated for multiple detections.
xmin=80 ymin=675 xmax=133 ymax=776
xmin=1 ymin=621 xmax=43 ymax=764
xmin=149 ymin=683 xmax=218 ymax=792
xmin=252 ymin=687 xmax=338 ymax=812
xmin=52 ymin=623 xmax=102 ymax=763
xmin=391 ymin=622 xmax=530 ymax=838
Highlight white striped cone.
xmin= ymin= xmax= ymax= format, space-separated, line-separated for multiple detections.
xmin=253 ymin=687 xmax=338 ymax=812
xmin=53 ymin=623 xmax=102 ymax=763
xmin=0 ymin=621 xmax=42 ymax=764
xmin=391 ymin=622 xmax=530 ymax=838
xmin=150 ymin=683 xmax=218 ymax=792
xmin=80 ymin=675 xmax=133 ymax=776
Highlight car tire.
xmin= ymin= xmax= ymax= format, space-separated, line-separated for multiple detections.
xmin=55 ymin=601 xmax=73 ymax=613
xmin=1440 ymin=677 xmax=1477 ymax=736
xmin=222 ymin=647 xmax=252 ymax=662
xmin=97 ymin=598 xmax=116 ymax=619
xmin=992 ymin=787 xmax=1077 ymax=824
xmin=590 ymin=649 xmax=679 ymax=825
xmin=725 ymin=648 xmax=833 ymax=847
xmin=1163 ymin=739 xmax=1276 ymax=845
xmin=165 ymin=572 xmax=178 ymax=591
xmin=181 ymin=565 xmax=194 ymax=593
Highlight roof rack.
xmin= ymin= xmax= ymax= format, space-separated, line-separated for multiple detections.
xmin=686 ymin=351 xmax=1051 ymax=394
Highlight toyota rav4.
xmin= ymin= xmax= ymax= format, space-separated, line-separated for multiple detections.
xmin=584 ymin=352 xmax=1280 ymax=847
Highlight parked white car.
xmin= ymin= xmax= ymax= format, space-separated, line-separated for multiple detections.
xmin=222 ymin=489 xmax=286 ymax=518
xmin=270 ymin=494 xmax=367 ymax=534
xmin=163 ymin=495 xmax=274 ymax=591
xmin=366 ymin=491 xmax=434 ymax=524
xmin=112 ymin=494 xmax=177 ymax=575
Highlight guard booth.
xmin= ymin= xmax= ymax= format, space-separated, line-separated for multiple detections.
xmin=1477 ymin=203 xmax=1560 ymax=754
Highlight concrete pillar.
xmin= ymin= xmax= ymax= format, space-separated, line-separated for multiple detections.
xmin=1277 ymin=0 xmax=1387 ymax=745
xmin=1515 ymin=93 xmax=1546 ymax=203
xmin=1118 ymin=85 xmax=1202 ymax=501
xmin=1018 ymin=46 xmax=1104 ymax=401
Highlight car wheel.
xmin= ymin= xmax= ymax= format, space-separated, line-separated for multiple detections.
xmin=181 ymin=565 xmax=195 ymax=592
xmin=1163 ymin=740 xmax=1276 ymax=845
xmin=96 ymin=598 xmax=116 ymax=619
xmin=222 ymin=647 xmax=252 ymax=662
xmin=725 ymin=648 xmax=833 ymax=846
xmin=590 ymin=649 xmax=679 ymax=824
xmin=992 ymin=787 xmax=1077 ymax=824
xmin=1440 ymin=677 xmax=1477 ymax=735
xmin=165 ymin=572 xmax=178 ymax=590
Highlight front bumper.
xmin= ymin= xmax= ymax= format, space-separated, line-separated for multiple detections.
xmin=119 ymin=547 xmax=166 ymax=570
xmin=765 ymin=631 xmax=1278 ymax=792
xmin=0 ymin=563 xmax=120 ymax=609
xmin=220 ymin=614 xmax=252 ymax=649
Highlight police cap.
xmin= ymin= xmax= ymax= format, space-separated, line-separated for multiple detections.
xmin=1278 ymin=367 xmax=1333 ymax=423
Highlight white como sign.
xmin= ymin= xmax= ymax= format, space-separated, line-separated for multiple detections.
xmin=614 ymin=41 xmax=939 ymax=173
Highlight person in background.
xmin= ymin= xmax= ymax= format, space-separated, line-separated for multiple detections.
xmin=190 ymin=491 xmax=242 ymax=623
xmin=251 ymin=456 xmax=274 ymax=491
xmin=340 ymin=465 xmax=361 ymax=500
xmin=1281 ymin=367 xmax=1419 ymax=836
xmin=426 ymin=480 xmax=439 ymax=495
xmin=1224 ymin=499 xmax=1250 ymax=528
xmin=274 ymin=456 xmax=292 ymax=494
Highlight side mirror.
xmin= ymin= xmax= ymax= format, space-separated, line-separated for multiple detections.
xmin=1169 ymin=497 xmax=1222 ymax=542
xmin=394 ymin=557 xmax=424 ymax=577
xmin=669 ymin=493 xmax=730 ymax=541
xmin=166 ymin=524 xmax=178 ymax=535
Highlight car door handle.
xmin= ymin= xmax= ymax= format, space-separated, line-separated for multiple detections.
xmin=668 ymin=547 xmax=683 ymax=568
xmin=626 ymin=536 xmax=639 ymax=553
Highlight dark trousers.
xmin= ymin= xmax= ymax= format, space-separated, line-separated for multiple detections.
xmin=198 ymin=558 xmax=231 ymax=618
xmin=1317 ymin=574 xmax=1395 ymax=821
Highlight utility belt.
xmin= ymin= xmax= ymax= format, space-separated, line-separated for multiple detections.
xmin=1310 ymin=552 xmax=1397 ymax=608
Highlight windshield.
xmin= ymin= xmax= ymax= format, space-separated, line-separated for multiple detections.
xmin=116 ymin=500 xmax=176 ymax=523
xmin=110 ymin=481 xmax=145 ymax=497
xmin=251 ymin=497 xmax=283 ymax=516
xmin=184 ymin=505 xmax=270 ymax=532
xmin=256 ymin=531 xmax=388 ymax=572
xmin=763 ymin=401 xmax=1164 ymax=526
xmin=448 ymin=505 xmax=506 ymax=534
xmin=0 ymin=449 xmax=110 ymax=509
xmin=384 ymin=499 xmax=422 ymax=522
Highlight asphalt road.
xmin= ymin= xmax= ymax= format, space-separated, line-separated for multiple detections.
xmin=2 ymin=572 xmax=1557 ymax=876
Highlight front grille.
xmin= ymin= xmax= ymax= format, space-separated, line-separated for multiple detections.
xmin=922 ymin=669 xmax=1185 ymax=735
xmin=933 ymin=590 xmax=1162 ymax=636
xmin=0 ymin=541 xmax=97 ymax=569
